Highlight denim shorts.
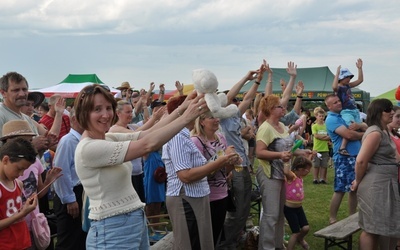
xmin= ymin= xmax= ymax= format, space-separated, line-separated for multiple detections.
xmin=333 ymin=155 xmax=356 ymax=192
xmin=86 ymin=209 xmax=149 ymax=250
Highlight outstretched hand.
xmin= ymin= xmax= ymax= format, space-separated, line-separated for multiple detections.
xmin=296 ymin=81 xmax=304 ymax=96
xmin=181 ymin=93 xmax=208 ymax=121
xmin=54 ymin=97 xmax=66 ymax=114
xmin=286 ymin=61 xmax=297 ymax=76
xmin=356 ymin=58 xmax=363 ymax=69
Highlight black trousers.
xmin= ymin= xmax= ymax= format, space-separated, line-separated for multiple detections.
xmin=53 ymin=185 xmax=87 ymax=250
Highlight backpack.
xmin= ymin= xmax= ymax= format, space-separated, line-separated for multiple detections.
xmin=31 ymin=210 xmax=51 ymax=250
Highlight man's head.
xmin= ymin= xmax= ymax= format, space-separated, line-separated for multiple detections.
xmin=0 ymin=72 xmax=29 ymax=110
xmin=325 ymin=94 xmax=342 ymax=113
xmin=130 ymin=91 xmax=140 ymax=108
xmin=68 ymin=107 xmax=84 ymax=134
xmin=150 ymin=99 xmax=166 ymax=112
xmin=48 ymin=94 xmax=62 ymax=114
xmin=116 ymin=82 xmax=132 ymax=98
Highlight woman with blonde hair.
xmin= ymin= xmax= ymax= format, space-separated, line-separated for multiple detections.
xmin=163 ymin=96 xmax=240 ymax=249
xmin=256 ymin=94 xmax=312 ymax=249
xmin=191 ymin=111 xmax=237 ymax=246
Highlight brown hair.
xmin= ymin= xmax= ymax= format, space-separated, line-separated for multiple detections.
xmin=74 ymin=84 xmax=117 ymax=130
xmin=366 ymin=98 xmax=393 ymax=130
xmin=292 ymin=156 xmax=312 ymax=171
xmin=260 ymin=95 xmax=280 ymax=117
xmin=167 ymin=95 xmax=186 ymax=114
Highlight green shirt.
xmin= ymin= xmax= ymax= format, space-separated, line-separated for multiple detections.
xmin=312 ymin=123 xmax=329 ymax=152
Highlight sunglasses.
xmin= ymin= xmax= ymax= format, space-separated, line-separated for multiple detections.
xmin=274 ymin=105 xmax=286 ymax=109
xmin=383 ymin=107 xmax=393 ymax=113
xmin=80 ymin=84 xmax=110 ymax=99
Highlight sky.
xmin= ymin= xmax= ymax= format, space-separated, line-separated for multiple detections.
xmin=1 ymin=0 xmax=400 ymax=97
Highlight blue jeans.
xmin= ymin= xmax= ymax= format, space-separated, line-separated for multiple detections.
xmin=86 ymin=209 xmax=149 ymax=250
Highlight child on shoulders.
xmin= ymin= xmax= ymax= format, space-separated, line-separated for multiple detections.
xmin=332 ymin=58 xmax=364 ymax=155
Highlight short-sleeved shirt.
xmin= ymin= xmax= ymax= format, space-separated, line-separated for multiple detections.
xmin=162 ymin=128 xmax=210 ymax=198
xmin=325 ymin=111 xmax=361 ymax=159
xmin=39 ymin=114 xmax=71 ymax=141
xmin=280 ymin=109 xmax=300 ymax=126
xmin=337 ymin=85 xmax=357 ymax=110
xmin=0 ymin=103 xmax=39 ymax=136
xmin=256 ymin=121 xmax=293 ymax=180
xmin=220 ymin=111 xmax=250 ymax=167
xmin=191 ymin=133 xmax=228 ymax=202
xmin=312 ymin=123 xmax=329 ymax=152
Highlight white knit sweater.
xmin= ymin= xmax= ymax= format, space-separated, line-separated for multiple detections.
xmin=75 ymin=132 xmax=144 ymax=220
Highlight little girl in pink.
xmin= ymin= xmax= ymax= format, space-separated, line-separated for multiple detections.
xmin=283 ymin=156 xmax=313 ymax=250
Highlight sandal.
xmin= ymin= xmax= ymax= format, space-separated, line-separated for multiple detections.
xmin=339 ymin=148 xmax=350 ymax=156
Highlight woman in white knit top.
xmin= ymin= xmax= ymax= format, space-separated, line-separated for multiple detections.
xmin=74 ymin=84 xmax=208 ymax=249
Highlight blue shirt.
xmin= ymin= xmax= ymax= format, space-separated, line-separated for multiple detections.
xmin=162 ymin=128 xmax=210 ymax=197
xmin=53 ymin=128 xmax=82 ymax=204
xmin=337 ymin=85 xmax=357 ymax=110
xmin=325 ymin=111 xmax=361 ymax=159
xmin=220 ymin=111 xmax=250 ymax=167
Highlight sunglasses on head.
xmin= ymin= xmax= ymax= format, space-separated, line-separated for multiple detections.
xmin=10 ymin=154 xmax=36 ymax=163
xmin=80 ymin=85 xmax=110 ymax=99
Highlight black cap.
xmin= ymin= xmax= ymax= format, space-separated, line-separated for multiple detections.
xmin=151 ymin=99 xmax=166 ymax=109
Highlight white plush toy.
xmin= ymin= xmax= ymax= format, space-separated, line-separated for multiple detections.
xmin=192 ymin=69 xmax=239 ymax=119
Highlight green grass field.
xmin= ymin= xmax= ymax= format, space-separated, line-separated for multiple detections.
xmin=249 ymin=166 xmax=361 ymax=249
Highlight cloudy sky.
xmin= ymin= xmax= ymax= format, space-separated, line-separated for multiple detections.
xmin=1 ymin=0 xmax=399 ymax=97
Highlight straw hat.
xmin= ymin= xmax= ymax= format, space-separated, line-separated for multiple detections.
xmin=28 ymin=91 xmax=45 ymax=108
xmin=116 ymin=81 xmax=132 ymax=90
xmin=0 ymin=120 xmax=36 ymax=141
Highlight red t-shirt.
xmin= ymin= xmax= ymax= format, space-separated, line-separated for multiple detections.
xmin=0 ymin=180 xmax=31 ymax=249
xmin=39 ymin=114 xmax=71 ymax=141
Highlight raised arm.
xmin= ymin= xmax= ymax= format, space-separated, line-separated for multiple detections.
xmin=349 ymin=58 xmax=363 ymax=88
xmin=264 ymin=60 xmax=273 ymax=96
xmin=238 ymin=61 xmax=266 ymax=115
xmin=281 ymin=61 xmax=297 ymax=106
xmin=332 ymin=65 xmax=341 ymax=92
xmin=124 ymin=93 xmax=207 ymax=161
xmin=226 ymin=70 xmax=258 ymax=104
xmin=292 ymin=81 xmax=304 ymax=115
xmin=158 ymin=84 xmax=165 ymax=102
xmin=175 ymin=81 xmax=184 ymax=96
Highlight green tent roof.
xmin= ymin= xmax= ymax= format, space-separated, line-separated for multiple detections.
xmin=373 ymin=87 xmax=398 ymax=104
xmin=60 ymin=74 xmax=104 ymax=84
xmin=239 ymin=66 xmax=370 ymax=104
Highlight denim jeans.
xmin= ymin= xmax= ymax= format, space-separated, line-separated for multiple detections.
xmin=86 ymin=209 xmax=149 ymax=250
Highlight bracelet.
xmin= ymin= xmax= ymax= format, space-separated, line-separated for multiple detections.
xmin=159 ymin=90 xmax=165 ymax=94
xmin=297 ymin=95 xmax=303 ymax=99
xmin=255 ymin=81 xmax=261 ymax=85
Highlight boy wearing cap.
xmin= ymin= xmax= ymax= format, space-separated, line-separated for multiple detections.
xmin=332 ymin=58 xmax=364 ymax=155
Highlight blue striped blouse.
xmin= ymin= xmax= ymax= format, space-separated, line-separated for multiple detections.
xmin=162 ymin=128 xmax=210 ymax=197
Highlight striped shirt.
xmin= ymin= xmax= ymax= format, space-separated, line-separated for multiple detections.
xmin=162 ymin=128 xmax=210 ymax=197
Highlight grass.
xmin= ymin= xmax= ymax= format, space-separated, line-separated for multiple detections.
xmin=249 ymin=166 xmax=361 ymax=249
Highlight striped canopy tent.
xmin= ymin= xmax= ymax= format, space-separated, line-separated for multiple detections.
xmin=34 ymin=74 xmax=118 ymax=98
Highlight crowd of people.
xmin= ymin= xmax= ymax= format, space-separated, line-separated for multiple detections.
xmin=0 ymin=57 xmax=399 ymax=250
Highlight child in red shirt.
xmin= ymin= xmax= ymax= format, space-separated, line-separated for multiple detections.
xmin=0 ymin=138 xmax=38 ymax=249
